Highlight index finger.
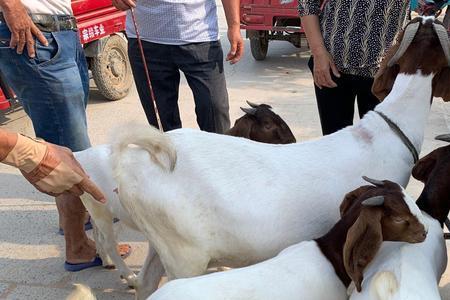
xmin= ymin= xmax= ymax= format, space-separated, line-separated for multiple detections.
xmin=31 ymin=23 xmax=48 ymax=46
xmin=78 ymin=177 xmax=107 ymax=203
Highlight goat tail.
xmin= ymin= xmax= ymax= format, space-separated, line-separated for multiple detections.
xmin=67 ymin=284 xmax=96 ymax=300
xmin=370 ymin=271 xmax=399 ymax=300
xmin=112 ymin=124 xmax=177 ymax=172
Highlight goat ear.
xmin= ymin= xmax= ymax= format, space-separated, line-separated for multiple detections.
xmin=432 ymin=67 xmax=450 ymax=102
xmin=344 ymin=208 xmax=383 ymax=292
xmin=372 ymin=64 xmax=400 ymax=101
xmin=339 ymin=186 xmax=373 ymax=217
xmin=226 ymin=117 xmax=253 ymax=139
xmin=412 ymin=151 xmax=438 ymax=183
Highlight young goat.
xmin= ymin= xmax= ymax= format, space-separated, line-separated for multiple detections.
xmin=225 ymin=101 xmax=296 ymax=144
xmin=103 ymin=17 xmax=450 ymax=298
xmin=349 ymin=135 xmax=450 ymax=300
xmin=148 ymin=178 xmax=427 ymax=300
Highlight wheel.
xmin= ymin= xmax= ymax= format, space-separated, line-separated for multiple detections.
xmin=249 ymin=30 xmax=269 ymax=61
xmin=91 ymin=35 xmax=132 ymax=101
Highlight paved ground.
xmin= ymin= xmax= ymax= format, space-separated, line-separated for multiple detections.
xmin=1 ymin=4 xmax=450 ymax=299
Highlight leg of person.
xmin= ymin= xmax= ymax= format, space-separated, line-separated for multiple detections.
xmin=176 ymin=41 xmax=230 ymax=133
xmin=0 ymin=27 xmax=97 ymax=266
xmin=354 ymin=75 xmax=380 ymax=119
xmin=128 ymin=39 xmax=182 ymax=131
xmin=56 ymin=194 xmax=98 ymax=265
xmin=308 ymin=56 xmax=357 ymax=135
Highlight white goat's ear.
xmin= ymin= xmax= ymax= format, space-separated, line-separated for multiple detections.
xmin=412 ymin=151 xmax=438 ymax=183
xmin=432 ymin=67 xmax=450 ymax=102
xmin=362 ymin=196 xmax=385 ymax=207
xmin=344 ymin=208 xmax=383 ymax=292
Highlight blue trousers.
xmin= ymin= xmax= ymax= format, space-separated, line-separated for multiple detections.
xmin=0 ymin=22 xmax=90 ymax=151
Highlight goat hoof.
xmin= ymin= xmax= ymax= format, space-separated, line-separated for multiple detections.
xmin=125 ymin=274 xmax=138 ymax=289
xmin=104 ymin=264 xmax=115 ymax=270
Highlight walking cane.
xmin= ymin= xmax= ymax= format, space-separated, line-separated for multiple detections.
xmin=129 ymin=8 xmax=164 ymax=132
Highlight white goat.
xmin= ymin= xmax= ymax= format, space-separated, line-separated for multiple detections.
xmin=148 ymin=179 xmax=428 ymax=300
xmin=75 ymin=17 xmax=450 ymax=298
xmin=107 ymin=17 xmax=450 ymax=299
xmin=349 ymin=135 xmax=450 ymax=300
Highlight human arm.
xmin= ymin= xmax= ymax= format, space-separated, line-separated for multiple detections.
xmin=221 ymin=0 xmax=244 ymax=64
xmin=299 ymin=0 xmax=340 ymax=88
xmin=0 ymin=0 xmax=48 ymax=57
xmin=0 ymin=129 xmax=106 ymax=203
xmin=111 ymin=0 xmax=136 ymax=11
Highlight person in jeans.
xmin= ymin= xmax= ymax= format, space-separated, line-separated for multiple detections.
xmin=299 ymin=0 xmax=414 ymax=135
xmin=0 ymin=0 xmax=129 ymax=271
xmin=112 ymin=0 xmax=243 ymax=133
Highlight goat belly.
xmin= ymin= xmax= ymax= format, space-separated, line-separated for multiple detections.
xmin=149 ymin=241 xmax=347 ymax=300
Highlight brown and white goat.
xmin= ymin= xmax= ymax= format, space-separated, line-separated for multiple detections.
xmin=350 ymin=135 xmax=450 ymax=300
xmin=148 ymin=178 xmax=427 ymax=300
xmin=226 ymin=101 xmax=296 ymax=144
xmin=78 ymin=16 xmax=450 ymax=298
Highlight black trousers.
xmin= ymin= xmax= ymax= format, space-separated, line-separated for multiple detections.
xmin=128 ymin=39 xmax=230 ymax=133
xmin=308 ymin=57 xmax=380 ymax=135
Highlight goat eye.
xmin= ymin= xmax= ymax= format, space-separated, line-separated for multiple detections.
xmin=392 ymin=217 xmax=407 ymax=224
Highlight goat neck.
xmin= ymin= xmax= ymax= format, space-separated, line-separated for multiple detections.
xmin=315 ymin=203 xmax=364 ymax=288
xmin=416 ymin=146 xmax=450 ymax=226
xmin=375 ymin=72 xmax=433 ymax=154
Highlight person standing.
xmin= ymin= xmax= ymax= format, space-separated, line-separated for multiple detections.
xmin=299 ymin=0 xmax=412 ymax=135
xmin=113 ymin=0 xmax=243 ymax=133
xmin=0 ymin=0 xmax=129 ymax=271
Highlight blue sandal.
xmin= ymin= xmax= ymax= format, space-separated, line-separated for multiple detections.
xmin=64 ymin=256 xmax=103 ymax=272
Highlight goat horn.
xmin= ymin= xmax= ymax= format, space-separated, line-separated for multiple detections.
xmin=246 ymin=100 xmax=260 ymax=108
xmin=433 ymin=23 xmax=450 ymax=67
xmin=435 ymin=134 xmax=450 ymax=143
xmin=362 ymin=196 xmax=385 ymax=207
xmin=240 ymin=107 xmax=257 ymax=115
xmin=387 ymin=22 xmax=420 ymax=67
xmin=362 ymin=176 xmax=385 ymax=187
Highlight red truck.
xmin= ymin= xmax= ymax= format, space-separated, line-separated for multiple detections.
xmin=240 ymin=0 xmax=306 ymax=61
xmin=0 ymin=0 xmax=132 ymax=111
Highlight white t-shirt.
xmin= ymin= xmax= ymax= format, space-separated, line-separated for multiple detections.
xmin=125 ymin=0 xmax=219 ymax=45
xmin=0 ymin=0 xmax=72 ymax=15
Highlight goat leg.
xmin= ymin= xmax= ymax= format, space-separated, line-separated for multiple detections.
xmin=79 ymin=194 xmax=138 ymax=288
xmin=135 ymin=245 xmax=165 ymax=300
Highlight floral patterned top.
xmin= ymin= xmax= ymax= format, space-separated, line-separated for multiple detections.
xmin=298 ymin=0 xmax=411 ymax=77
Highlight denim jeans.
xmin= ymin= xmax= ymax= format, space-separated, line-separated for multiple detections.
xmin=128 ymin=39 xmax=230 ymax=133
xmin=0 ymin=22 xmax=91 ymax=151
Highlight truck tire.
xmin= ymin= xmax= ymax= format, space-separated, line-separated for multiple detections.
xmin=249 ymin=30 xmax=269 ymax=61
xmin=91 ymin=35 xmax=132 ymax=101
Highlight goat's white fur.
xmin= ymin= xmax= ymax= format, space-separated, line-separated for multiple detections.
xmin=349 ymin=213 xmax=447 ymax=300
xmin=146 ymin=189 xmax=424 ymax=300
xmin=148 ymin=241 xmax=347 ymax=300
xmin=67 ymin=284 xmax=96 ymax=300
xmin=95 ymin=71 xmax=433 ymax=299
